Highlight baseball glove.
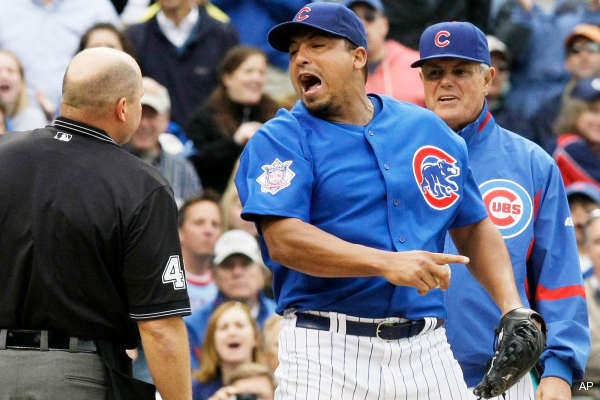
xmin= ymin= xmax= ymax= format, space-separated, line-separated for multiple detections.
xmin=473 ymin=307 xmax=547 ymax=399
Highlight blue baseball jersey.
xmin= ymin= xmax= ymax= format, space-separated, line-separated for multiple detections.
xmin=444 ymin=102 xmax=590 ymax=386
xmin=235 ymin=94 xmax=488 ymax=319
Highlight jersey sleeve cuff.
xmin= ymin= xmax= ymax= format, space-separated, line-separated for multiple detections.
xmin=129 ymin=300 xmax=191 ymax=320
xmin=542 ymin=356 xmax=573 ymax=385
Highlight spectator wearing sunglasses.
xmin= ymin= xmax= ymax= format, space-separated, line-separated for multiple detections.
xmin=528 ymin=23 xmax=600 ymax=154
xmin=345 ymin=0 xmax=425 ymax=106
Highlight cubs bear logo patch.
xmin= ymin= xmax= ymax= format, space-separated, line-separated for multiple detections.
xmin=257 ymin=158 xmax=295 ymax=195
xmin=413 ymin=146 xmax=461 ymax=210
xmin=479 ymin=179 xmax=532 ymax=238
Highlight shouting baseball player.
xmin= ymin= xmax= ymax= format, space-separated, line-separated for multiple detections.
xmin=413 ymin=21 xmax=590 ymax=399
xmin=235 ymin=3 xmax=542 ymax=399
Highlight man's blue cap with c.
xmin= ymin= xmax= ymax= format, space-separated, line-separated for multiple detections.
xmin=411 ymin=21 xmax=490 ymax=68
xmin=268 ymin=2 xmax=367 ymax=53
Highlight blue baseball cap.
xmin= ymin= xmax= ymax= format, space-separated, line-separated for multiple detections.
xmin=268 ymin=2 xmax=367 ymax=53
xmin=566 ymin=182 xmax=600 ymax=205
xmin=345 ymin=0 xmax=384 ymax=13
xmin=571 ymin=78 xmax=600 ymax=102
xmin=411 ymin=21 xmax=491 ymax=68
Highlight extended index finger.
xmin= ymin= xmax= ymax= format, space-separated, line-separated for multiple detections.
xmin=433 ymin=253 xmax=470 ymax=265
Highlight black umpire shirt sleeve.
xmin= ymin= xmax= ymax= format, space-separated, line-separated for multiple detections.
xmin=123 ymin=185 xmax=191 ymax=320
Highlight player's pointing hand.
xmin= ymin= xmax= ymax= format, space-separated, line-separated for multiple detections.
xmin=380 ymin=251 xmax=469 ymax=295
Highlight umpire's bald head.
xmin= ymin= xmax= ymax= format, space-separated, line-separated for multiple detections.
xmin=60 ymin=47 xmax=143 ymax=144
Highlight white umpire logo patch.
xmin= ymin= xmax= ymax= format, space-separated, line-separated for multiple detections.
xmin=257 ymin=158 xmax=295 ymax=195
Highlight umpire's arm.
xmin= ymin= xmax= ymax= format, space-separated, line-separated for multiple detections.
xmin=450 ymin=216 xmax=523 ymax=316
xmin=138 ymin=316 xmax=192 ymax=400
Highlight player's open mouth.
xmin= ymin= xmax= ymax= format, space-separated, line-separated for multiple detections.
xmin=227 ymin=342 xmax=241 ymax=349
xmin=0 ymin=83 xmax=11 ymax=93
xmin=298 ymin=73 xmax=322 ymax=96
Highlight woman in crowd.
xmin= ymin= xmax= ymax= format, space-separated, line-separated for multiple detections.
xmin=186 ymin=45 xmax=280 ymax=193
xmin=193 ymin=301 xmax=264 ymax=400
xmin=553 ymin=77 xmax=600 ymax=188
xmin=0 ymin=50 xmax=46 ymax=131
xmin=77 ymin=22 xmax=136 ymax=57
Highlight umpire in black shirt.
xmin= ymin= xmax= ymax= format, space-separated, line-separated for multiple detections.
xmin=0 ymin=48 xmax=192 ymax=400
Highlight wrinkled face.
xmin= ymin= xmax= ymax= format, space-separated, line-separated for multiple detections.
xmin=349 ymin=4 xmax=387 ymax=60
xmin=565 ymin=37 xmax=600 ymax=79
xmin=130 ymin=105 xmax=168 ymax=152
xmin=179 ymin=201 xmax=222 ymax=255
xmin=223 ymin=54 xmax=267 ymax=105
xmin=0 ymin=52 xmax=23 ymax=106
xmin=421 ymin=58 xmax=492 ymax=131
xmin=576 ymin=100 xmax=600 ymax=144
xmin=488 ymin=53 xmax=509 ymax=98
xmin=85 ymin=29 xmax=124 ymax=51
xmin=289 ymin=31 xmax=358 ymax=117
xmin=232 ymin=376 xmax=274 ymax=400
xmin=215 ymin=254 xmax=264 ymax=301
xmin=214 ymin=306 xmax=256 ymax=366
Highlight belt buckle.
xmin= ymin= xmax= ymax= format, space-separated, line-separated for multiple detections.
xmin=376 ymin=321 xmax=399 ymax=341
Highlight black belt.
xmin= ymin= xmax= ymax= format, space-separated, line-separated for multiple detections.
xmin=296 ymin=312 xmax=443 ymax=341
xmin=0 ymin=329 xmax=97 ymax=353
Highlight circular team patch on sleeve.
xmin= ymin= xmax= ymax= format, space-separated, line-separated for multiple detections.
xmin=413 ymin=146 xmax=461 ymax=210
xmin=479 ymin=179 xmax=532 ymax=238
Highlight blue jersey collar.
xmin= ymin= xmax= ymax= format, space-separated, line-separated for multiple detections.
xmin=456 ymin=100 xmax=494 ymax=145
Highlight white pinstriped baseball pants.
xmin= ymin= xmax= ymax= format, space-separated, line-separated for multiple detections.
xmin=275 ymin=311 xmax=473 ymax=400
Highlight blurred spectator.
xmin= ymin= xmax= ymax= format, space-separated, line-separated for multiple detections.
xmin=492 ymin=0 xmax=600 ymax=119
xmin=0 ymin=50 xmax=47 ymax=131
xmin=221 ymin=160 xmax=258 ymax=237
xmin=77 ymin=22 xmax=137 ymax=58
xmin=578 ymin=209 xmax=600 ymax=398
xmin=0 ymin=0 xmax=120 ymax=118
xmin=211 ymin=0 xmax=306 ymax=102
xmin=192 ymin=301 xmax=264 ymax=399
xmin=261 ymin=314 xmax=282 ymax=375
xmin=207 ymin=362 xmax=276 ymax=400
xmin=528 ymin=23 xmax=600 ymax=154
xmin=126 ymin=76 xmax=202 ymax=207
xmin=125 ymin=0 xmax=238 ymax=126
xmin=346 ymin=0 xmax=424 ymax=105
xmin=553 ymin=77 xmax=600 ymax=188
xmin=566 ymin=182 xmax=600 ymax=274
xmin=120 ymin=0 xmax=153 ymax=25
xmin=186 ymin=229 xmax=276 ymax=370
xmin=381 ymin=0 xmax=490 ymax=50
xmin=179 ymin=191 xmax=223 ymax=313
xmin=186 ymin=45 xmax=279 ymax=194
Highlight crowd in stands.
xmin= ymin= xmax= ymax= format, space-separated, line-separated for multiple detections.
xmin=2 ymin=0 xmax=600 ymax=398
